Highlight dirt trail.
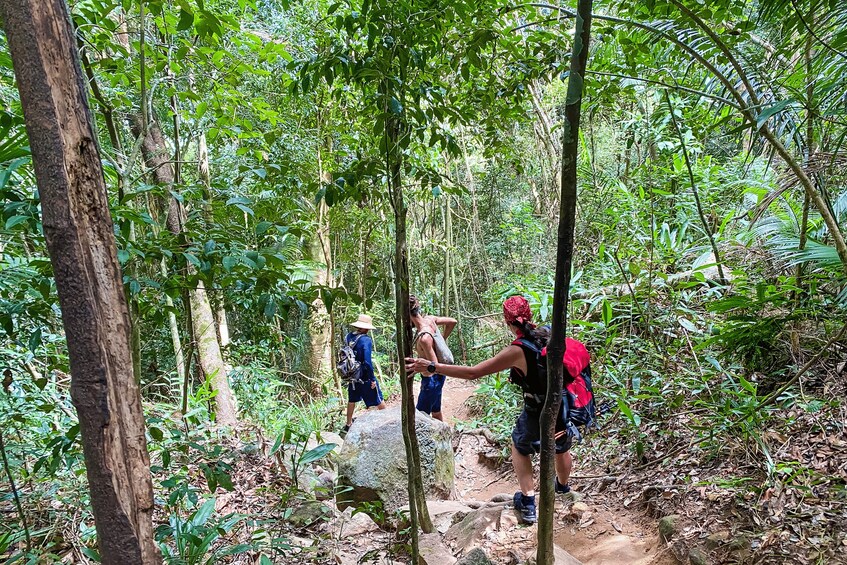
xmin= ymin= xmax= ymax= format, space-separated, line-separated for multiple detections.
xmin=432 ymin=377 xmax=673 ymax=565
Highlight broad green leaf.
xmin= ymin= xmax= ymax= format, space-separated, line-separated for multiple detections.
xmin=299 ymin=443 xmax=337 ymax=466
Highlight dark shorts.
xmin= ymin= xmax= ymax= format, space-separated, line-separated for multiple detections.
xmin=512 ymin=404 xmax=572 ymax=456
xmin=416 ymin=374 xmax=446 ymax=414
xmin=347 ymin=379 xmax=384 ymax=408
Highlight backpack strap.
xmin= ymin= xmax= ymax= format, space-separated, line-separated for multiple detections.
xmin=510 ymin=338 xmax=546 ymax=404
xmin=512 ymin=337 xmax=541 ymax=355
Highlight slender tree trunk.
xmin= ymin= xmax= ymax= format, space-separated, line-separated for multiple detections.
xmin=796 ymin=1 xmax=815 ymax=296
xmin=385 ymin=94 xmax=432 ymax=563
xmin=538 ymin=2 xmax=592 ymax=563
xmin=131 ymin=116 xmax=238 ymax=427
xmin=308 ymin=124 xmax=336 ymax=389
xmin=0 ymin=1 xmax=160 ymax=562
xmin=161 ymin=259 xmax=186 ymax=383
xmin=664 ymin=91 xmax=727 ymax=285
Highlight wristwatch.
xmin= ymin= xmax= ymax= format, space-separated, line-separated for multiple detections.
xmin=427 ymin=361 xmax=437 ymax=374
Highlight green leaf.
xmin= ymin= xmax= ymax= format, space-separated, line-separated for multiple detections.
xmin=389 ymin=97 xmax=403 ymax=114
xmin=5 ymin=215 xmax=29 ymax=229
xmin=183 ymin=252 xmax=202 ymax=268
xmin=222 ymin=256 xmax=238 ymax=272
xmin=149 ymin=427 xmax=164 ymax=441
xmin=755 ymin=100 xmax=791 ymax=131
xmin=298 ymin=443 xmax=337 ymax=466
xmin=677 ymin=317 xmax=697 ymax=333
xmin=177 ymin=8 xmax=195 ymax=31
xmin=81 ymin=547 xmax=101 ymax=562
xmin=192 ymin=497 xmax=217 ymax=527
xmin=28 ymin=327 xmax=42 ymax=352
xmin=601 ymin=300 xmax=613 ymax=326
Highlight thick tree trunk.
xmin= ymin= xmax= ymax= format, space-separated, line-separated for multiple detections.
xmin=538 ymin=2 xmax=592 ymax=564
xmin=0 ymin=1 xmax=161 ymax=563
xmin=130 ymin=116 xmax=238 ymax=426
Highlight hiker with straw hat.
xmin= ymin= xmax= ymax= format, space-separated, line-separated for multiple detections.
xmin=342 ymin=314 xmax=386 ymax=435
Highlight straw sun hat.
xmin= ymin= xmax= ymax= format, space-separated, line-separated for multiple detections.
xmin=351 ymin=314 xmax=376 ymax=330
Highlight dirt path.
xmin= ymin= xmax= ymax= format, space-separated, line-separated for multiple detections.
xmin=429 ymin=377 xmax=673 ymax=565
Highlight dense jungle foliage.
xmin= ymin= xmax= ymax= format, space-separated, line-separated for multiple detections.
xmin=1 ymin=0 xmax=846 ymax=562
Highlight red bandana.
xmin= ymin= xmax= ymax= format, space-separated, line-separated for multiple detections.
xmin=503 ymin=295 xmax=533 ymax=326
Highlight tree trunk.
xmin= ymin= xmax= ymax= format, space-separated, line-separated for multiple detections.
xmin=386 ymin=102 xmax=432 ymax=562
xmin=0 ymin=1 xmax=161 ymax=562
xmin=196 ymin=132 xmax=231 ymax=352
xmin=161 ymin=259 xmax=186 ymax=383
xmin=538 ymin=2 xmax=592 ymax=564
xmin=308 ymin=127 xmax=336 ymax=389
xmin=190 ymin=280 xmax=238 ymax=425
xmin=130 ymin=116 xmax=238 ymax=426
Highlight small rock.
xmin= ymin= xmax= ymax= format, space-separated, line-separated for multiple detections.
xmin=489 ymin=493 xmax=513 ymax=503
xmin=689 ymin=547 xmax=709 ymax=565
xmin=456 ymin=548 xmax=493 ymax=565
xmin=499 ymin=507 xmax=519 ymax=530
xmin=314 ymin=470 xmax=337 ymax=500
xmin=658 ymin=514 xmax=680 ymax=543
xmin=728 ymin=533 xmax=749 ymax=551
xmin=399 ymin=500 xmax=473 ymax=533
xmin=554 ymin=544 xmax=584 ymax=565
xmin=419 ymin=533 xmax=457 ymax=565
xmin=705 ymin=530 xmax=730 ymax=549
xmin=337 ymin=507 xmax=380 ymax=537
xmin=561 ymin=490 xmax=584 ymax=504
xmin=288 ymin=499 xmax=334 ymax=528
xmin=571 ymin=502 xmax=589 ymax=515
xmin=445 ymin=506 xmax=502 ymax=554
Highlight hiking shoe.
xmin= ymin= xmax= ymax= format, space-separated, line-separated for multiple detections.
xmin=513 ymin=492 xmax=537 ymax=524
xmin=340 ymin=418 xmax=356 ymax=438
xmin=555 ymin=478 xmax=571 ymax=494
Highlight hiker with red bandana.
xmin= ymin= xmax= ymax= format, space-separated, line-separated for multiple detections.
xmin=405 ymin=295 xmax=593 ymax=525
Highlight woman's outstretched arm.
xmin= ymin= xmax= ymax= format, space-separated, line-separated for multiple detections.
xmin=405 ymin=345 xmax=524 ymax=380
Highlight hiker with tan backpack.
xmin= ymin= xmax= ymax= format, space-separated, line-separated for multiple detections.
xmin=409 ymin=294 xmax=457 ymax=421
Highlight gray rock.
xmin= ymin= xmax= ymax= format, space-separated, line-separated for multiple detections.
xmin=456 ymin=548 xmax=493 ymax=565
xmin=337 ymin=406 xmax=454 ymax=512
xmin=445 ymin=506 xmax=502 ymax=554
xmin=704 ymin=530 xmax=729 ymax=549
xmin=400 ymin=500 xmax=474 ymax=533
xmin=689 ymin=547 xmax=709 ymax=565
xmin=288 ymin=499 xmax=335 ymax=527
xmin=523 ymin=547 xmax=584 ymax=565
xmin=419 ymin=533 xmax=457 ymax=565
xmin=728 ymin=533 xmax=749 ymax=551
xmin=334 ymin=507 xmax=381 ymax=537
xmin=659 ymin=514 xmax=680 ymax=543
xmin=554 ymin=545 xmax=584 ymax=565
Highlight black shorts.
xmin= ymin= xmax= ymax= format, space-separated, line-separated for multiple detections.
xmin=511 ymin=404 xmax=572 ymax=456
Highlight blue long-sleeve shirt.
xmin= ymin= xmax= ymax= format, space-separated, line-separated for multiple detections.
xmin=346 ymin=331 xmax=375 ymax=381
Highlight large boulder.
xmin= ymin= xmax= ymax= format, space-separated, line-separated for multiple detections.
xmin=337 ymin=406 xmax=454 ymax=513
